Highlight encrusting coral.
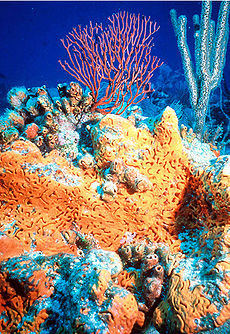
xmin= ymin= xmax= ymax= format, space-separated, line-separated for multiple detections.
xmin=118 ymin=241 xmax=164 ymax=323
xmin=1 ymin=83 xmax=93 ymax=158
xmin=0 ymin=83 xmax=229 ymax=333
xmin=0 ymin=249 xmax=141 ymax=333
xmin=0 ymin=87 xmax=193 ymax=254
xmin=153 ymin=224 xmax=230 ymax=333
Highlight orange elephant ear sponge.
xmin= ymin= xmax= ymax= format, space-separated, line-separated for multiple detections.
xmin=0 ymin=106 xmax=189 ymax=256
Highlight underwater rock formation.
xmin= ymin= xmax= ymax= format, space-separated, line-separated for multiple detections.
xmin=0 ymin=83 xmax=229 ymax=333
xmin=153 ymin=224 xmax=230 ymax=333
xmin=0 ymin=90 xmax=193 ymax=253
xmin=0 ymin=249 xmax=140 ymax=333
xmin=1 ymin=84 xmax=93 ymax=158
xmin=118 ymin=242 xmax=164 ymax=315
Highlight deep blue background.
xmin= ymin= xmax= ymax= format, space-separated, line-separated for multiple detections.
xmin=0 ymin=1 xmax=229 ymax=90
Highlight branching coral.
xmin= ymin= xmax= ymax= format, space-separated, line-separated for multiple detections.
xmin=170 ymin=1 xmax=230 ymax=140
xmin=59 ymin=11 xmax=162 ymax=114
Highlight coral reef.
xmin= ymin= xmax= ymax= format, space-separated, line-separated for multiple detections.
xmin=118 ymin=242 xmax=164 ymax=316
xmin=175 ymin=155 xmax=230 ymax=231
xmin=0 ymin=92 xmax=192 ymax=253
xmin=153 ymin=224 xmax=230 ymax=333
xmin=0 ymin=83 xmax=229 ymax=333
xmin=59 ymin=11 xmax=162 ymax=114
xmin=1 ymin=83 xmax=93 ymax=158
xmin=0 ymin=249 xmax=141 ymax=333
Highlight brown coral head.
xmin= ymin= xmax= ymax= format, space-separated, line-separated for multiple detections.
xmin=132 ymin=243 xmax=146 ymax=262
xmin=118 ymin=245 xmax=133 ymax=263
xmin=62 ymin=98 xmax=72 ymax=114
xmin=73 ymin=106 xmax=82 ymax=116
xmin=37 ymin=95 xmax=53 ymax=113
xmin=180 ymin=124 xmax=187 ymax=139
xmin=8 ymin=111 xmax=25 ymax=129
xmin=124 ymin=166 xmax=152 ymax=192
xmin=102 ymin=181 xmax=117 ymax=196
xmin=40 ymin=126 xmax=49 ymax=136
xmin=44 ymin=112 xmax=54 ymax=127
xmin=78 ymin=153 xmax=95 ymax=170
xmin=124 ymin=166 xmax=139 ymax=184
xmin=81 ymin=92 xmax=94 ymax=110
xmin=45 ymin=133 xmax=57 ymax=149
xmin=110 ymin=158 xmax=126 ymax=177
xmin=51 ymin=123 xmax=59 ymax=132
xmin=28 ymin=105 xmax=40 ymax=117
xmin=0 ymin=127 xmax=19 ymax=145
xmin=34 ymin=135 xmax=44 ymax=147
xmin=37 ymin=86 xmax=48 ymax=96
xmin=69 ymin=82 xmax=83 ymax=101
xmin=57 ymin=83 xmax=66 ymax=97
xmin=46 ymin=133 xmax=54 ymax=142
xmin=152 ymin=301 xmax=170 ymax=328
xmin=134 ymin=176 xmax=152 ymax=192
xmin=7 ymin=87 xmax=28 ymax=108
xmin=143 ymin=276 xmax=163 ymax=307
xmin=141 ymin=253 xmax=159 ymax=272
xmin=153 ymin=265 xmax=164 ymax=280
xmin=61 ymin=229 xmax=77 ymax=245
xmin=76 ymin=249 xmax=85 ymax=257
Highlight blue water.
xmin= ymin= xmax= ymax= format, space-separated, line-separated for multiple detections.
xmin=0 ymin=1 xmax=229 ymax=88
xmin=0 ymin=1 xmax=229 ymax=148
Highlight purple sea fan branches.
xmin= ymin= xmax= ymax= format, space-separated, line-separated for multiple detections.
xmin=59 ymin=11 xmax=163 ymax=114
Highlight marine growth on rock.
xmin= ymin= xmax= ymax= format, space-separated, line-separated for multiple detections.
xmin=0 ymin=83 xmax=229 ymax=334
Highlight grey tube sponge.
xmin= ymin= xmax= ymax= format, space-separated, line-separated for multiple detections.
xmin=170 ymin=1 xmax=230 ymax=140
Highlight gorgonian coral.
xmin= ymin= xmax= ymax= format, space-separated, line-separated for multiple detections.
xmin=59 ymin=11 xmax=163 ymax=114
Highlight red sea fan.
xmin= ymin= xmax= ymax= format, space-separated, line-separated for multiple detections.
xmin=59 ymin=11 xmax=163 ymax=114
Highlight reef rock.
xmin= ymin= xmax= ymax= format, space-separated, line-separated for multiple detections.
xmin=0 ymin=103 xmax=192 ymax=254
xmin=0 ymin=249 xmax=141 ymax=333
xmin=0 ymin=84 xmax=229 ymax=333
xmin=153 ymin=224 xmax=230 ymax=333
